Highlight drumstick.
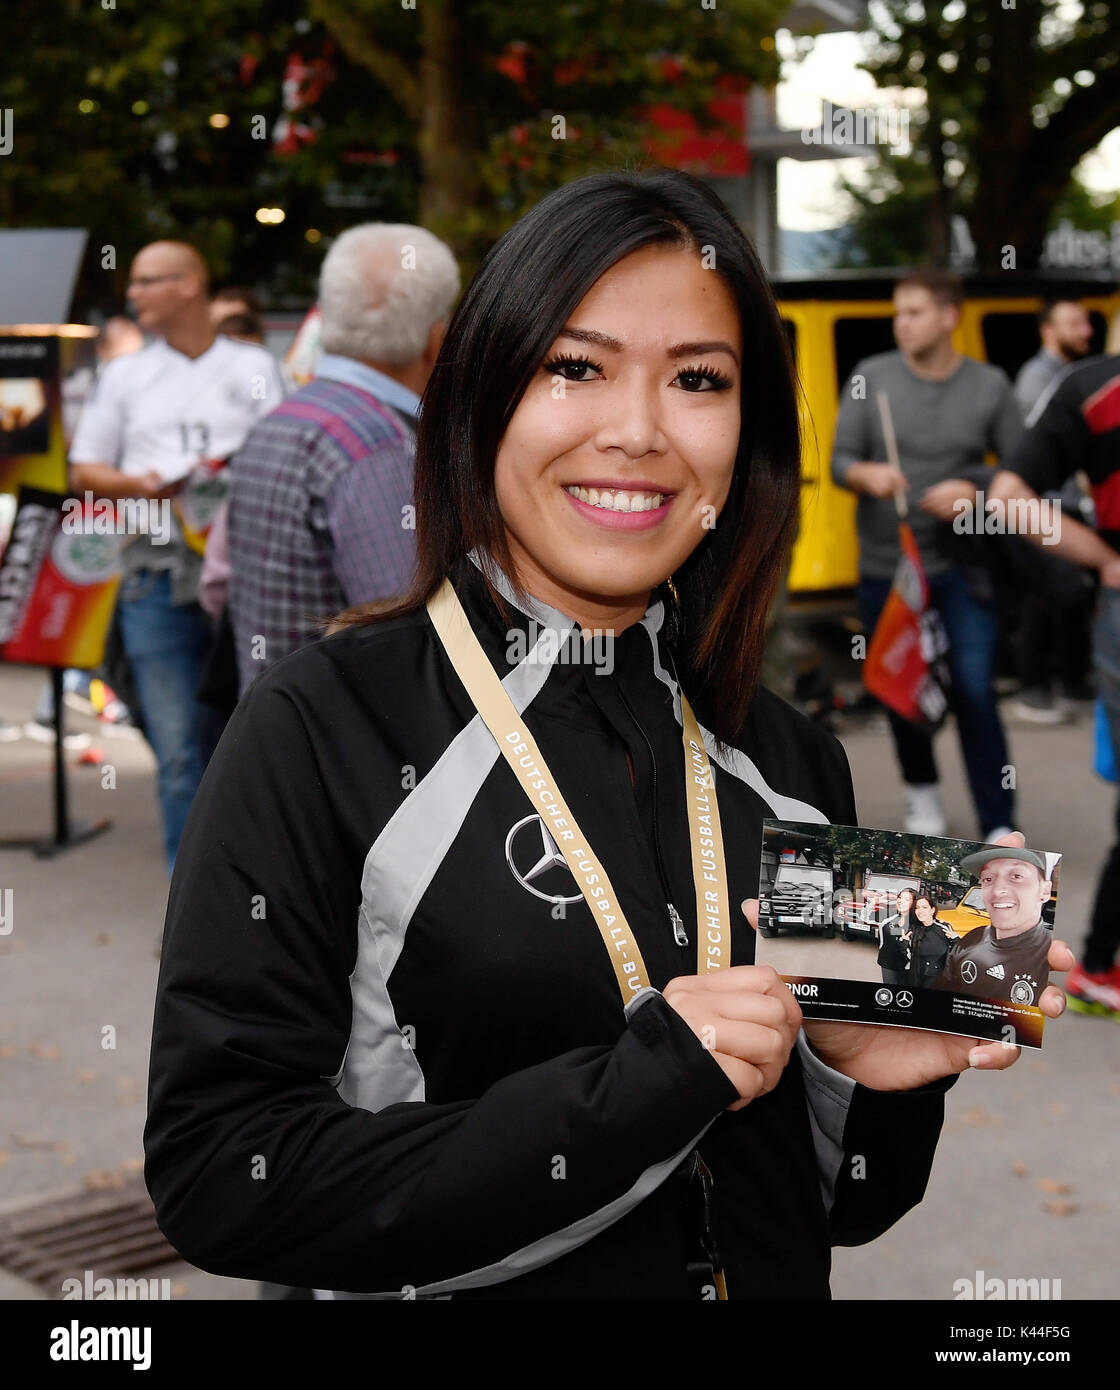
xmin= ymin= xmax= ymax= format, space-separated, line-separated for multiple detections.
xmin=876 ymin=390 xmax=908 ymax=520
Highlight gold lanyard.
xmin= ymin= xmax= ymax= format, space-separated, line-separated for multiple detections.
xmin=426 ymin=578 xmax=732 ymax=1003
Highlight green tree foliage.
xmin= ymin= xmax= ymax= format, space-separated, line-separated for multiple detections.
xmin=836 ymin=0 xmax=1120 ymax=270
xmin=3 ymin=0 xmax=406 ymax=312
xmin=833 ymin=149 xmax=946 ymax=268
xmin=1048 ymin=178 xmax=1120 ymax=233
xmin=5 ymin=0 xmax=789 ymax=312
xmin=769 ymin=821 xmax=985 ymax=890
xmin=311 ymin=0 xmax=789 ymax=279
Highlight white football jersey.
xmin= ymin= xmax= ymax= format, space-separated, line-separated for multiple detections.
xmin=69 ymin=336 xmax=285 ymax=481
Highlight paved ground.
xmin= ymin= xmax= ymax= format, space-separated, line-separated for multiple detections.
xmin=759 ymin=931 xmax=885 ymax=982
xmin=0 ymin=662 xmax=1115 ymax=1300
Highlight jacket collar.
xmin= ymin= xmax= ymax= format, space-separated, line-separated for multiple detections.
xmin=465 ymin=545 xmax=668 ymax=645
xmin=314 ymin=353 xmax=422 ymax=420
xmin=451 ymin=548 xmax=680 ymax=719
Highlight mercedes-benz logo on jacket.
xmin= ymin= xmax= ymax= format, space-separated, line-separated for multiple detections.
xmin=505 ymin=814 xmax=583 ymax=905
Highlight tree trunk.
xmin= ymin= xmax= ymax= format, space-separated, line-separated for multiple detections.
xmin=925 ymin=89 xmax=951 ymax=266
xmin=969 ymin=0 xmax=1044 ymax=269
xmin=417 ymin=0 xmax=487 ymax=264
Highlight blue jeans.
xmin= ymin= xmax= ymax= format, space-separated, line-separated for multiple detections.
xmin=1086 ymin=587 xmax=1120 ymax=972
xmin=33 ymin=669 xmax=92 ymax=724
xmin=859 ymin=567 xmax=1014 ymax=837
xmin=116 ymin=569 xmax=214 ymax=873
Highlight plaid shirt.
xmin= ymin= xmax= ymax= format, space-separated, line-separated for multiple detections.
xmin=227 ymin=354 xmax=419 ymax=692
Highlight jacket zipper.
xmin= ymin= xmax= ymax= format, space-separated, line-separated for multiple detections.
xmin=614 ymin=682 xmax=689 ymax=950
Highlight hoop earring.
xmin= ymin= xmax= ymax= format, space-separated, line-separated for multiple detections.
xmin=666 ymin=576 xmax=679 ymax=602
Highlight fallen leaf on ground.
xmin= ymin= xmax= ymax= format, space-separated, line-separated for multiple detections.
xmin=83 ymin=1169 xmax=127 ymax=1191
xmin=0 ymin=1044 xmax=17 ymax=1058
xmin=958 ymin=1106 xmax=998 ymax=1127
xmin=1047 ymin=1101 xmax=1068 ymax=1118
xmin=74 ymin=1069 xmax=97 ymax=1083
xmin=93 ymin=932 xmax=113 ymax=946
xmin=120 ymin=1157 xmax=143 ymax=1174
xmin=11 ymin=1133 xmax=56 ymax=1149
xmin=27 ymin=1042 xmax=61 ymax=1060
xmin=1037 ymin=1178 xmax=1073 ymax=1194
xmin=1011 ymin=1161 xmax=1028 ymax=1176
xmin=0 ymin=1150 xmax=9 ymax=1165
xmin=1042 ymin=1200 xmax=1078 ymax=1216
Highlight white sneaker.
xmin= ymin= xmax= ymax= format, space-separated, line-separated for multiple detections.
xmin=22 ymin=720 xmax=92 ymax=751
xmin=904 ymin=783 xmax=947 ymax=835
xmin=985 ymin=825 xmax=1016 ymax=843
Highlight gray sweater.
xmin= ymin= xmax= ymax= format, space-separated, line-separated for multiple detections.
xmin=1014 ymin=348 xmax=1064 ymax=416
xmin=830 ymin=352 xmax=1025 ymax=579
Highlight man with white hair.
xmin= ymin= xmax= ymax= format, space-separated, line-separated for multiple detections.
xmin=226 ymin=223 xmax=459 ymax=692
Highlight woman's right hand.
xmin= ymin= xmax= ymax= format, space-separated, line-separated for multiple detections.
xmin=662 ymin=965 xmax=803 ymax=1113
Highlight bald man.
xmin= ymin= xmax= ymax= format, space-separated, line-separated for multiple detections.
xmin=69 ymin=241 xmax=284 ymax=874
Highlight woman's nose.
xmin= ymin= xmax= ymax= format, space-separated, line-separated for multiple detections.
xmin=594 ymin=376 xmax=667 ymax=457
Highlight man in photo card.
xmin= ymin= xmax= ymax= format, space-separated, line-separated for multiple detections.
xmin=934 ymin=847 xmax=1054 ymax=1007
xmin=755 ymin=821 xmax=1062 ymax=1048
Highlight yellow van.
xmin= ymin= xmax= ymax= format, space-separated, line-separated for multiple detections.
xmin=774 ymin=274 xmax=1120 ymax=596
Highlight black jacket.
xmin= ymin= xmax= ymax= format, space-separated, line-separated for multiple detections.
xmin=1011 ymin=354 xmax=1120 ymax=551
xmin=908 ymin=918 xmax=953 ymax=985
xmin=877 ymin=913 xmax=910 ymax=971
xmin=144 ymin=552 xmax=954 ymax=1299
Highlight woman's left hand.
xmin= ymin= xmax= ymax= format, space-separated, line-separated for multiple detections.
xmin=739 ymin=898 xmax=1074 ymax=1093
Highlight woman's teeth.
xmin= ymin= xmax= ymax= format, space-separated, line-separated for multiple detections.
xmin=565 ymin=485 xmax=665 ymax=513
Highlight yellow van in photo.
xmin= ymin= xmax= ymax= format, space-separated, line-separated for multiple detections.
xmin=774 ymin=274 xmax=1120 ymax=597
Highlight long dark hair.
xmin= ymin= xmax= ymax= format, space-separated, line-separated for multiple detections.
xmin=913 ymin=893 xmax=943 ymax=932
xmin=339 ymin=167 xmax=802 ymax=744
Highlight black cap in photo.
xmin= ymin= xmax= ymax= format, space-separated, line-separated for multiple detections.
xmin=959 ymin=846 xmax=1049 ymax=878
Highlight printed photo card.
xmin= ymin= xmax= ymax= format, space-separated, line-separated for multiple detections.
xmin=754 ymin=821 xmax=1062 ymax=1049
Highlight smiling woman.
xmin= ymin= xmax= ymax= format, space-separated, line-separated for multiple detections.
xmin=144 ymin=169 xmax=1066 ymax=1304
xmin=493 ymin=243 xmax=745 ymax=642
xmin=337 ymin=169 xmax=804 ymax=745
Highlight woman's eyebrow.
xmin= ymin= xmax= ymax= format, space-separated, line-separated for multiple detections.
xmin=557 ymin=325 xmax=740 ymax=367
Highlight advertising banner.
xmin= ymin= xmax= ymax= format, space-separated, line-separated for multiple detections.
xmin=0 ymin=486 xmax=120 ymax=669
xmin=0 ymin=331 xmax=98 ymax=496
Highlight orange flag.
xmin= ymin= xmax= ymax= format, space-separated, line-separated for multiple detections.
xmin=862 ymin=392 xmax=949 ymax=732
xmin=864 ymin=519 xmax=948 ymax=730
